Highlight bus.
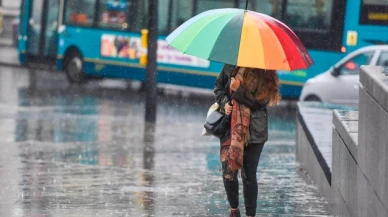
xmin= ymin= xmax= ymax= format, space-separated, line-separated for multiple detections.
xmin=17 ymin=0 xmax=388 ymax=98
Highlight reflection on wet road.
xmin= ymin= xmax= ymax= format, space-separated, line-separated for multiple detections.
xmin=0 ymin=66 xmax=334 ymax=216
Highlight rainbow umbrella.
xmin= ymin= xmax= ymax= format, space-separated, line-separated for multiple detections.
xmin=166 ymin=8 xmax=313 ymax=71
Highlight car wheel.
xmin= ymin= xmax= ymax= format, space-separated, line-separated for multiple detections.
xmin=304 ymin=95 xmax=321 ymax=102
xmin=64 ymin=50 xmax=87 ymax=84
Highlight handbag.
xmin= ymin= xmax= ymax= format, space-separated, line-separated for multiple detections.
xmin=203 ymin=104 xmax=230 ymax=138
xmin=201 ymin=102 xmax=220 ymax=136
xmin=202 ymin=69 xmax=235 ymax=138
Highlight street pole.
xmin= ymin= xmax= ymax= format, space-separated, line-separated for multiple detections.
xmin=144 ymin=0 xmax=158 ymax=142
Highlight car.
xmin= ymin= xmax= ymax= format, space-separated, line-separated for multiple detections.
xmin=300 ymin=45 xmax=388 ymax=106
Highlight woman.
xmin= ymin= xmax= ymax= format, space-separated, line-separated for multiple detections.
xmin=214 ymin=64 xmax=280 ymax=217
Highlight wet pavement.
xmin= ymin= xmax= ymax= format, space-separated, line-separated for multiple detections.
xmin=0 ymin=66 xmax=334 ymax=216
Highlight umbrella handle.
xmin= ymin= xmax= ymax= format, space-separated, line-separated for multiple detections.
xmin=228 ymin=65 xmax=238 ymax=107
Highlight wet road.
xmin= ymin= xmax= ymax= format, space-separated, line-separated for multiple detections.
xmin=0 ymin=66 xmax=334 ymax=216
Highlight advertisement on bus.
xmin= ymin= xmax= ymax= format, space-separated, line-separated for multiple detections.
xmin=100 ymin=34 xmax=210 ymax=68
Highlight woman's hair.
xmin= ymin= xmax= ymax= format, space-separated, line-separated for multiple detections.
xmin=240 ymin=67 xmax=281 ymax=106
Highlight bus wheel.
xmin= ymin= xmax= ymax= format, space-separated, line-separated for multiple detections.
xmin=64 ymin=51 xmax=86 ymax=84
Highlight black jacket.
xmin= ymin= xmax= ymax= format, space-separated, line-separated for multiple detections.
xmin=214 ymin=64 xmax=268 ymax=144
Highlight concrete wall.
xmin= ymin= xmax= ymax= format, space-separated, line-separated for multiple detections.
xmin=296 ymin=109 xmax=348 ymax=216
xmin=332 ymin=110 xmax=358 ymax=217
xmin=357 ymin=66 xmax=388 ymax=217
xmin=296 ymin=121 xmax=334 ymax=204
xmin=297 ymin=66 xmax=388 ymax=216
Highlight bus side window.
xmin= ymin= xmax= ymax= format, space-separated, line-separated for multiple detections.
xmin=239 ymin=0 xmax=283 ymax=20
xmin=284 ymin=0 xmax=333 ymax=31
xmin=65 ymin=0 xmax=97 ymax=27
xmin=159 ymin=0 xmax=195 ymax=35
xmin=97 ymin=0 xmax=129 ymax=30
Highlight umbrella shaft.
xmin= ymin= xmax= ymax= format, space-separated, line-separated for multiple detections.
xmin=245 ymin=0 xmax=248 ymax=10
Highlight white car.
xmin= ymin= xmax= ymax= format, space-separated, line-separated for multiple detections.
xmin=300 ymin=45 xmax=388 ymax=106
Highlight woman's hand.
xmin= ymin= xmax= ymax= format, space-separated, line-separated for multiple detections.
xmin=224 ymin=102 xmax=233 ymax=115
xmin=230 ymin=77 xmax=241 ymax=91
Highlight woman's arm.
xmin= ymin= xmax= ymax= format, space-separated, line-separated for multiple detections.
xmin=214 ymin=65 xmax=232 ymax=109
xmin=231 ymin=86 xmax=267 ymax=110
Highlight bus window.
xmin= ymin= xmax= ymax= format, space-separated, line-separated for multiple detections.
xmin=281 ymin=0 xmax=345 ymax=52
xmin=360 ymin=0 xmax=388 ymax=25
xmin=65 ymin=0 xmax=97 ymax=27
xmin=284 ymin=0 xmax=333 ymax=32
xmin=159 ymin=0 xmax=194 ymax=35
xmin=97 ymin=0 xmax=130 ymax=30
xmin=196 ymin=0 xmax=235 ymax=14
xmin=43 ymin=0 xmax=60 ymax=56
xmin=128 ymin=0 xmax=148 ymax=32
xmin=240 ymin=0 xmax=283 ymax=19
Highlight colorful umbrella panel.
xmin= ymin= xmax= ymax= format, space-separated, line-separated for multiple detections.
xmin=166 ymin=8 xmax=313 ymax=71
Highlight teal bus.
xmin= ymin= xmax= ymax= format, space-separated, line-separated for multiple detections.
xmin=17 ymin=0 xmax=388 ymax=98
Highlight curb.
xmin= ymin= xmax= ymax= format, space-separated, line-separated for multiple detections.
xmin=0 ymin=40 xmax=13 ymax=46
xmin=0 ymin=35 xmax=14 ymax=46
xmin=0 ymin=60 xmax=23 ymax=69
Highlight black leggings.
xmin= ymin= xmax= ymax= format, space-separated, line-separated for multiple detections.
xmin=223 ymin=143 xmax=264 ymax=217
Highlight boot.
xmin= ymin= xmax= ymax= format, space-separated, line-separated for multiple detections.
xmin=228 ymin=208 xmax=241 ymax=217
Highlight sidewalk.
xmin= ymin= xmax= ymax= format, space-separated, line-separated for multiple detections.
xmin=0 ymin=66 xmax=335 ymax=217
xmin=0 ymin=44 xmax=21 ymax=67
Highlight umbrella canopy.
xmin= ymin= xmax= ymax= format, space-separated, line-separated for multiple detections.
xmin=166 ymin=8 xmax=313 ymax=71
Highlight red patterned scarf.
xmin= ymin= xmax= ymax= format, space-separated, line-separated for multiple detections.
xmin=220 ymin=69 xmax=251 ymax=179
